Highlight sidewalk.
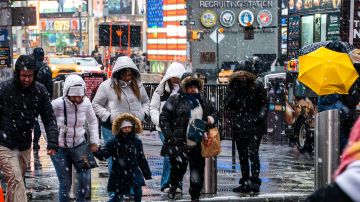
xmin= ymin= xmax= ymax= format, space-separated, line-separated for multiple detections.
xmin=25 ymin=131 xmax=314 ymax=201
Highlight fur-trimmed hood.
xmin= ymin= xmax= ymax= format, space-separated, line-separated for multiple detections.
xmin=112 ymin=113 xmax=143 ymax=135
xmin=180 ymin=74 xmax=203 ymax=92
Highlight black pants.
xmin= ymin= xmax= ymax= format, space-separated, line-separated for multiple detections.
xmin=169 ymin=145 xmax=205 ymax=199
xmin=235 ymin=133 xmax=262 ymax=181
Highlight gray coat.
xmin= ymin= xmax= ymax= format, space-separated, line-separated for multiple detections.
xmin=92 ymin=56 xmax=150 ymax=123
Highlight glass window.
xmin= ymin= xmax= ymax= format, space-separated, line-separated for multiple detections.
xmin=73 ymin=58 xmax=99 ymax=67
xmin=301 ymin=16 xmax=314 ymax=47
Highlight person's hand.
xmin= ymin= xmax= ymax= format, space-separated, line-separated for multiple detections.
xmin=207 ymin=116 xmax=214 ymax=125
xmin=47 ymin=149 xmax=56 ymax=156
xmin=90 ymin=144 xmax=98 ymax=152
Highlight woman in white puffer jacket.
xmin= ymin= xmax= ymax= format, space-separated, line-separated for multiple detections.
xmin=50 ymin=74 xmax=99 ymax=202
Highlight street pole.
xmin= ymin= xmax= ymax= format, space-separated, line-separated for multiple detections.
xmin=216 ymin=29 xmax=219 ymax=70
xmin=79 ymin=7 xmax=83 ymax=54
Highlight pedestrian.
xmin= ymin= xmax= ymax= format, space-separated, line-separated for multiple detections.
xmin=0 ymin=54 xmax=58 ymax=202
xmin=92 ymin=56 xmax=150 ymax=177
xmin=50 ymin=74 xmax=99 ymax=202
xmin=306 ymin=116 xmax=360 ymax=202
xmin=32 ymin=47 xmax=53 ymax=152
xmin=149 ymin=62 xmax=186 ymax=193
xmin=94 ymin=113 xmax=152 ymax=202
xmin=160 ymin=73 xmax=218 ymax=201
xmin=91 ymin=45 xmax=103 ymax=66
xmin=224 ymin=70 xmax=268 ymax=193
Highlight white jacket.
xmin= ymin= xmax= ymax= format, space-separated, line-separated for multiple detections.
xmin=150 ymin=62 xmax=185 ymax=131
xmin=53 ymin=75 xmax=99 ymax=148
xmin=92 ymin=56 xmax=150 ymax=122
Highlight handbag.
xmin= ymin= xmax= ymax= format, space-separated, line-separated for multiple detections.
xmin=188 ymin=119 xmax=207 ymax=143
xmin=63 ymin=99 xmax=98 ymax=173
xmin=201 ymin=127 xmax=221 ymax=158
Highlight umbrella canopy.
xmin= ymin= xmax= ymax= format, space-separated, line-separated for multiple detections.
xmin=298 ymin=47 xmax=359 ymax=95
xmin=298 ymin=41 xmax=354 ymax=56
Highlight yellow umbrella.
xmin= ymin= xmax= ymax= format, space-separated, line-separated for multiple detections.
xmin=298 ymin=47 xmax=359 ymax=95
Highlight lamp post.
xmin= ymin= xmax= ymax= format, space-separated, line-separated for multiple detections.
xmin=78 ymin=6 xmax=83 ymax=54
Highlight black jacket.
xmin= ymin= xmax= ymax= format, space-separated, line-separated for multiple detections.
xmin=36 ymin=62 xmax=53 ymax=98
xmin=224 ymin=71 xmax=268 ymax=138
xmin=94 ymin=133 xmax=152 ymax=194
xmin=159 ymin=91 xmax=218 ymax=157
xmin=0 ymin=78 xmax=58 ymax=151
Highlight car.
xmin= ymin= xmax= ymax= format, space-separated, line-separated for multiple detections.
xmin=72 ymin=57 xmax=103 ymax=74
xmin=47 ymin=55 xmax=78 ymax=79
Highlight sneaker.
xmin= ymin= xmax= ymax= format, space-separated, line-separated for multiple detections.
xmin=176 ymin=187 xmax=182 ymax=193
xmin=249 ymin=182 xmax=260 ymax=193
xmin=167 ymin=187 xmax=176 ymax=199
xmin=161 ymin=187 xmax=170 ymax=193
xmin=232 ymin=184 xmax=250 ymax=193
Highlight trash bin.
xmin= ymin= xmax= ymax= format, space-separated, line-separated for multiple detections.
xmin=315 ymin=109 xmax=340 ymax=190
xmin=203 ymin=157 xmax=217 ymax=194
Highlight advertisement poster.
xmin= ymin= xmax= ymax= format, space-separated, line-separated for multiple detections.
xmin=0 ymin=47 xmax=10 ymax=68
xmin=326 ymin=13 xmax=340 ymax=41
xmin=287 ymin=16 xmax=300 ymax=59
xmin=108 ymin=0 xmax=132 ymax=14
xmin=36 ymin=0 xmax=88 ymax=13
xmin=289 ymin=0 xmax=341 ymax=14
xmin=93 ymin=0 xmax=104 ymax=17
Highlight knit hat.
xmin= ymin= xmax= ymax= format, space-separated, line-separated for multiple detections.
xmin=120 ymin=120 xmax=133 ymax=128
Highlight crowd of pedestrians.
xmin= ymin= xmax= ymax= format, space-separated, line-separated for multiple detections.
xmin=1 ymin=46 xmax=360 ymax=202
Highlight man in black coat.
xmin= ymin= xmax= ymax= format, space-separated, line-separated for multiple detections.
xmin=0 ymin=54 xmax=58 ymax=202
xmin=32 ymin=47 xmax=53 ymax=151
xmin=224 ymin=70 xmax=268 ymax=193
xmin=160 ymin=73 xmax=218 ymax=201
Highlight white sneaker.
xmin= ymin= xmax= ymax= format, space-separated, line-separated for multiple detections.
xmin=162 ymin=187 xmax=170 ymax=193
xmin=176 ymin=188 xmax=182 ymax=193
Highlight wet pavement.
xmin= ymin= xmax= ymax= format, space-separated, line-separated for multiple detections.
xmin=24 ymin=132 xmax=315 ymax=201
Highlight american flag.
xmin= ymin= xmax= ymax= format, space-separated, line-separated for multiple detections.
xmin=146 ymin=0 xmax=187 ymax=62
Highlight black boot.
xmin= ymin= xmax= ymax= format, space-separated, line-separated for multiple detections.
xmin=168 ymin=186 xmax=176 ymax=199
xmin=232 ymin=178 xmax=250 ymax=193
xmin=249 ymin=177 xmax=261 ymax=193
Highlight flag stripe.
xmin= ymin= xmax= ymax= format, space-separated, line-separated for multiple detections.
xmin=148 ymin=38 xmax=187 ymax=44
xmin=147 ymin=33 xmax=186 ymax=39
xmin=148 ymin=55 xmax=187 ymax=61
xmin=148 ymin=50 xmax=187 ymax=55
xmin=164 ymin=10 xmax=187 ymax=16
xmin=148 ymin=44 xmax=187 ymax=50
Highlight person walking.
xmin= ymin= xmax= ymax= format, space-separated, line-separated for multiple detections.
xmin=92 ymin=56 xmax=150 ymax=175
xmin=160 ymin=73 xmax=218 ymax=201
xmin=49 ymin=74 xmax=99 ymax=202
xmin=0 ymin=55 xmax=58 ymax=202
xmin=94 ymin=113 xmax=152 ymax=202
xmin=306 ymin=116 xmax=360 ymax=202
xmin=150 ymin=62 xmax=185 ymax=193
xmin=224 ymin=70 xmax=268 ymax=193
xmin=32 ymin=47 xmax=53 ymax=151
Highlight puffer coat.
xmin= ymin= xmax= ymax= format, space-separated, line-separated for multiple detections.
xmin=51 ymin=75 xmax=99 ymax=148
xmin=92 ymin=56 xmax=150 ymax=125
xmin=159 ymin=76 xmax=218 ymax=157
xmin=0 ymin=77 xmax=58 ymax=151
xmin=224 ymin=71 xmax=268 ymax=139
xmin=94 ymin=113 xmax=151 ymax=194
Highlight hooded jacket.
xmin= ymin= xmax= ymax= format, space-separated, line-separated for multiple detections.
xmin=94 ymin=113 xmax=151 ymax=194
xmin=0 ymin=73 xmax=58 ymax=151
xmin=224 ymin=71 xmax=268 ymax=138
xmin=150 ymin=62 xmax=185 ymax=131
xmin=92 ymin=56 xmax=150 ymax=125
xmin=36 ymin=61 xmax=53 ymax=98
xmin=159 ymin=75 xmax=218 ymax=157
xmin=51 ymin=75 xmax=99 ymax=148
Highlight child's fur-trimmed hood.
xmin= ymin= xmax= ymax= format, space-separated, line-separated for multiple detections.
xmin=112 ymin=113 xmax=143 ymax=135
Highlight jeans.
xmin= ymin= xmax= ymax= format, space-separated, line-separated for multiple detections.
xmin=108 ymin=186 xmax=142 ymax=202
xmin=50 ymin=148 xmax=91 ymax=202
xmin=158 ymin=132 xmax=170 ymax=190
xmin=0 ymin=145 xmax=31 ymax=202
xmin=102 ymin=126 xmax=114 ymax=173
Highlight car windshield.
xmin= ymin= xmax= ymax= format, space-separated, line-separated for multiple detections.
xmin=50 ymin=57 xmax=75 ymax=65
xmin=73 ymin=58 xmax=98 ymax=67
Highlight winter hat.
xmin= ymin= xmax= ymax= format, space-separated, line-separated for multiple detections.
xmin=120 ymin=120 xmax=133 ymax=129
xmin=67 ymin=85 xmax=85 ymax=96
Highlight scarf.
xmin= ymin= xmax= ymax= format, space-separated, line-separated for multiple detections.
xmin=182 ymin=92 xmax=201 ymax=109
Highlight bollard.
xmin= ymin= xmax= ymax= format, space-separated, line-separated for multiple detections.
xmin=315 ymin=109 xmax=340 ymax=190
xmin=203 ymin=157 xmax=217 ymax=194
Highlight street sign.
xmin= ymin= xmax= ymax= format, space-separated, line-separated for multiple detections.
xmin=180 ymin=20 xmax=187 ymax=26
xmin=210 ymin=29 xmax=224 ymax=43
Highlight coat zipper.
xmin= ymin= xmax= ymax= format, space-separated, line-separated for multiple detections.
xmin=73 ymin=105 xmax=77 ymax=147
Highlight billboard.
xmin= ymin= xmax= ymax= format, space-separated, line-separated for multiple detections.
xmin=32 ymin=0 xmax=88 ymax=13
xmin=108 ymin=0 xmax=132 ymax=14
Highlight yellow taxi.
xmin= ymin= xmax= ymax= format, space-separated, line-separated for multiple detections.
xmin=47 ymin=55 xmax=103 ymax=79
